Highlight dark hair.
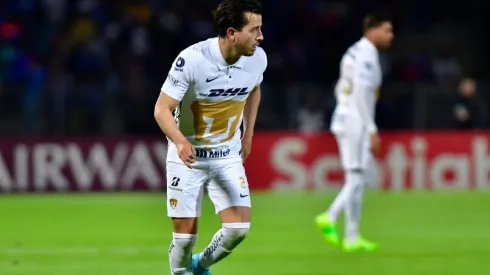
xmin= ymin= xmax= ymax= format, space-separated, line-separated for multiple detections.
xmin=363 ymin=11 xmax=392 ymax=32
xmin=213 ymin=0 xmax=263 ymax=37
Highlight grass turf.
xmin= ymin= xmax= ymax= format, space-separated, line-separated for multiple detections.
xmin=0 ymin=191 xmax=489 ymax=275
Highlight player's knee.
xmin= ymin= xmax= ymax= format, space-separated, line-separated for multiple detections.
xmin=348 ymin=168 xmax=364 ymax=175
xmin=228 ymin=227 xmax=249 ymax=242
xmin=346 ymin=169 xmax=364 ymax=187
xmin=222 ymin=222 xmax=250 ymax=249
xmin=172 ymin=217 xmax=198 ymax=234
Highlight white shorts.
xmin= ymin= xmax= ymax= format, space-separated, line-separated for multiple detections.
xmin=166 ymin=157 xmax=251 ymax=218
xmin=334 ymin=130 xmax=371 ymax=171
xmin=331 ymin=113 xmax=372 ymax=171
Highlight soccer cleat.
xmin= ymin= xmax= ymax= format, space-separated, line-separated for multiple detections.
xmin=191 ymin=253 xmax=212 ymax=275
xmin=342 ymin=237 xmax=379 ymax=252
xmin=315 ymin=213 xmax=340 ymax=246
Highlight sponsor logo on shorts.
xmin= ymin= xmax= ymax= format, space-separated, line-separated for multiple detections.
xmin=239 ymin=177 xmax=247 ymax=189
xmin=169 ymin=177 xmax=183 ymax=191
xmin=239 ymin=177 xmax=249 ymax=198
xmin=169 ymin=198 xmax=178 ymax=209
xmin=195 ymin=148 xmax=231 ymax=158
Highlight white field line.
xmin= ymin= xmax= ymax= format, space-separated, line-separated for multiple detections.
xmin=0 ymin=246 xmax=315 ymax=256
xmin=0 ymin=246 xmax=167 ymax=255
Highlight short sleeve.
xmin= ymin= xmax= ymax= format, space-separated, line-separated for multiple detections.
xmin=255 ymin=47 xmax=268 ymax=86
xmin=161 ymin=50 xmax=196 ymax=101
xmin=256 ymin=74 xmax=264 ymax=86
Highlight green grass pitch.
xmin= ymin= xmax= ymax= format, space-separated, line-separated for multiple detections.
xmin=0 ymin=191 xmax=489 ymax=275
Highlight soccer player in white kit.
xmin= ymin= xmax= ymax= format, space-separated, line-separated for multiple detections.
xmin=154 ymin=0 xmax=266 ymax=274
xmin=315 ymin=12 xmax=394 ymax=252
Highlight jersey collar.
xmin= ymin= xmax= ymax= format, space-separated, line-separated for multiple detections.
xmin=360 ymin=37 xmax=377 ymax=52
xmin=212 ymin=37 xmax=247 ymax=70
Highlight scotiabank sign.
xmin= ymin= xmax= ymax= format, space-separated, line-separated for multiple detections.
xmin=0 ymin=138 xmax=167 ymax=192
xmin=0 ymin=132 xmax=489 ymax=193
xmin=245 ymin=131 xmax=490 ymax=190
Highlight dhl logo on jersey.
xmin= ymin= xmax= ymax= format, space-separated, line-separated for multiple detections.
xmin=203 ymin=87 xmax=250 ymax=98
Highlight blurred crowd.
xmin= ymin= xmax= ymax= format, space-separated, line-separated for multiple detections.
xmin=0 ymin=0 xmax=488 ymax=135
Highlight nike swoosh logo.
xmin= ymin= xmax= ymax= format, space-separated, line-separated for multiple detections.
xmin=240 ymin=194 xmax=249 ymax=198
xmin=206 ymin=76 xmax=219 ymax=82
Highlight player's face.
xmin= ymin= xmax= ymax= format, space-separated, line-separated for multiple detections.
xmin=375 ymin=22 xmax=394 ymax=49
xmin=234 ymin=12 xmax=264 ymax=56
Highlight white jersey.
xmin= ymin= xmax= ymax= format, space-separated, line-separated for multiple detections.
xmin=331 ymin=37 xmax=382 ymax=134
xmin=161 ymin=37 xmax=267 ymax=163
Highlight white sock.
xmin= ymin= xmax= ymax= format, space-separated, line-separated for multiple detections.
xmin=327 ymin=170 xmax=363 ymax=222
xmin=169 ymin=233 xmax=197 ymax=275
xmin=345 ymin=182 xmax=364 ymax=242
xmin=199 ymin=222 xmax=250 ymax=269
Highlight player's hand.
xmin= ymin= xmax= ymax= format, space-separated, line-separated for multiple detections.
xmin=177 ymin=141 xmax=196 ymax=168
xmin=370 ymin=133 xmax=381 ymax=155
xmin=241 ymin=137 xmax=252 ymax=163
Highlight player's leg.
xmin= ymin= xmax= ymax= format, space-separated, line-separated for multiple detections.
xmin=345 ymin=181 xmax=364 ymax=242
xmin=315 ymin=130 xmax=364 ymax=245
xmin=343 ymin=135 xmax=368 ymax=243
xmin=166 ymin=162 xmax=208 ymax=275
xmin=192 ymin=159 xmax=250 ymax=274
xmin=343 ymin=137 xmax=378 ymax=251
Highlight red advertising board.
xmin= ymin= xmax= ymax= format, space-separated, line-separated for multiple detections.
xmin=245 ymin=131 xmax=490 ymax=190
xmin=0 ymin=131 xmax=488 ymax=192
xmin=0 ymin=137 xmax=167 ymax=192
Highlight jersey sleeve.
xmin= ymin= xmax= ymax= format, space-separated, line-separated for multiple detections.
xmin=161 ymin=50 xmax=197 ymax=101
xmin=255 ymin=47 xmax=268 ymax=86
xmin=256 ymin=74 xmax=264 ymax=86
xmin=353 ymin=51 xmax=378 ymax=86
xmin=352 ymin=51 xmax=378 ymax=134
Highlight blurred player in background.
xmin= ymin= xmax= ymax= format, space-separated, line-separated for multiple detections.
xmin=315 ymin=12 xmax=394 ymax=252
xmin=154 ymin=0 xmax=266 ymax=274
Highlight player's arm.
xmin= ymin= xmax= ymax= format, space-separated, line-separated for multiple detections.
xmin=240 ymin=85 xmax=261 ymax=163
xmin=154 ymin=52 xmax=196 ymax=167
xmin=243 ymin=48 xmax=267 ymax=140
xmin=243 ymin=85 xmax=261 ymax=140
xmin=241 ymin=48 xmax=267 ymax=162
xmin=352 ymin=57 xmax=378 ymax=134
xmin=352 ymin=54 xmax=381 ymax=154
xmin=154 ymin=93 xmax=187 ymax=144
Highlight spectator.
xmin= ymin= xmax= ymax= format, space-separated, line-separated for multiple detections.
xmin=453 ymin=77 xmax=487 ymax=129
xmin=295 ymin=92 xmax=326 ymax=133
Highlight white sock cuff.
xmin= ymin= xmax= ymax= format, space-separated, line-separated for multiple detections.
xmin=222 ymin=222 xmax=250 ymax=229
xmin=172 ymin=232 xmax=197 ymax=239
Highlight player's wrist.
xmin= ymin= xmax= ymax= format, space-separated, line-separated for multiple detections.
xmin=172 ymin=134 xmax=189 ymax=145
xmin=244 ymin=129 xmax=254 ymax=138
